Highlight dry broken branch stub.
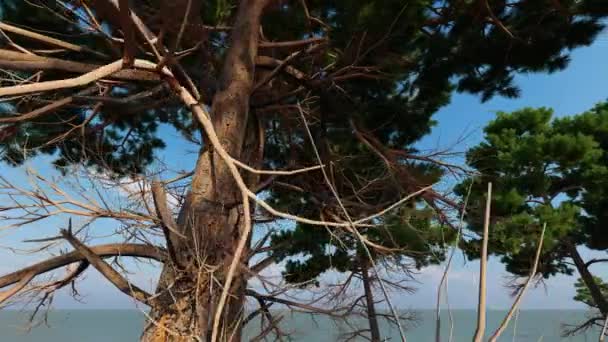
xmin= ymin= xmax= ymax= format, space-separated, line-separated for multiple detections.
xmin=150 ymin=180 xmax=183 ymax=267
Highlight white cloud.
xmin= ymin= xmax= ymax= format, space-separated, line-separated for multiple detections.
xmin=418 ymin=264 xmax=477 ymax=284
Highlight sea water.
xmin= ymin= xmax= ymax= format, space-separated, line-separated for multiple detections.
xmin=0 ymin=309 xmax=599 ymax=341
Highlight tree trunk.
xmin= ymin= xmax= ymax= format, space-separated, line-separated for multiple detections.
xmin=361 ymin=258 xmax=381 ymax=342
xmin=141 ymin=0 xmax=268 ymax=341
xmin=566 ymin=241 xmax=608 ymax=316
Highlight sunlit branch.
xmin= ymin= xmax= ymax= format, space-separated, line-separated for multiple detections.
xmin=61 ymin=226 xmax=156 ymax=306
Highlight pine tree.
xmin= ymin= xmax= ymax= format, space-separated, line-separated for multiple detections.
xmin=458 ymin=102 xmax=608 ymax=322
xmin=0 ymin=1 xmax=607 ymax=340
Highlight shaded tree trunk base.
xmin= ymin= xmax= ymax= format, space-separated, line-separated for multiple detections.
xmin=140 ymin=263 xmax=245 ymax=342
xmin=140 ymin=266 xmax=203 ymax=342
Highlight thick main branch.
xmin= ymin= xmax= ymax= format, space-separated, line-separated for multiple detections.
xmin=0 ymin=49 xmax=160 ymax=82
xmin=0 ymin=243 xmax=165 ymax=289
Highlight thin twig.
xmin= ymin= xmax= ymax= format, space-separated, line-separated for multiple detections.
xmin=0 ymin=243 xmax=165 ymax=289
xmin=298 ymin=103 xmax=408 ymax=342
xmin=435 ymin=181 xmax=473 ymax=342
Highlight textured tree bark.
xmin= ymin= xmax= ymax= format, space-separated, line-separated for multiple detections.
xmin=141 ymin=0 xmax=268 ymax=341
xmin=566 ymin=241 xmax=608 ymax=316
xmin=361 ymin=258 xmax=382 ymax=342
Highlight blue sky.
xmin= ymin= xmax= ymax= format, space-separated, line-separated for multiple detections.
xmin=411 ymin=30 xmax=608 ymax=310
xmin=1 ymin=32 xmax=608 ymax=311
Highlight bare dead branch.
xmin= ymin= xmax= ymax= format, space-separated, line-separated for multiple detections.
xmin=0 ymin=86 xmax=98 ymax=124
xmin=473 ymin=182 xmax=492 ymax=342
xmin=489 ymin=222 xmax=546 ymax=341
xmin=118 ymin=0 xmax=136 ymax=66
xmin=586 ymin=259 xmax=608 ymax=268
xmin=0 ymin=22 xmax=108 ymax=59
xmin=250 ymin=256 xmax=275 ymax=276
xmin=259 ymin=37 xmax=326 ymax=48
xmin=0 ymin=49 xmax=160 ymax=82
xmin=483 ymin=0 xmax=516 ymax=39
xmin=0 ymin=243 xmax=165 ymax=289
xmin=44 ymin=261 xmax=90 ymax=291
xmin=233 ymin=158 xmax=324 ymax=176
xmin=255 ymin=56 xmax=310 ymax=82
xmin=60 ymin=225 xmax=156 ymax=306
xmin=150 ymin=180 xmax=182 ymax=266
xmin=297 ymin=104 xmax=408 ymax=341
xmin=0 ymin=58 xmax=169 ymax=97
xmin=435 ymin=181 xmax=473 ymax=342
xmin=0 ymin=270 xmax=36 ymax=305
xmin=245 ymin=289 xmax=336 ymax=315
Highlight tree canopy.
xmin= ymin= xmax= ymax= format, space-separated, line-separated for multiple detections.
xmin=458 ymin=103 xmax=608 ymax=271
xmin=1 ymin=0 xmax=608 ymax=340
xmin=458 ymin=102 xmax=608 ymax=322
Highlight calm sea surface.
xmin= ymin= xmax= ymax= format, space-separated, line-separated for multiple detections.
xmin=0 ymin=309 xmax=600 ymax=341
